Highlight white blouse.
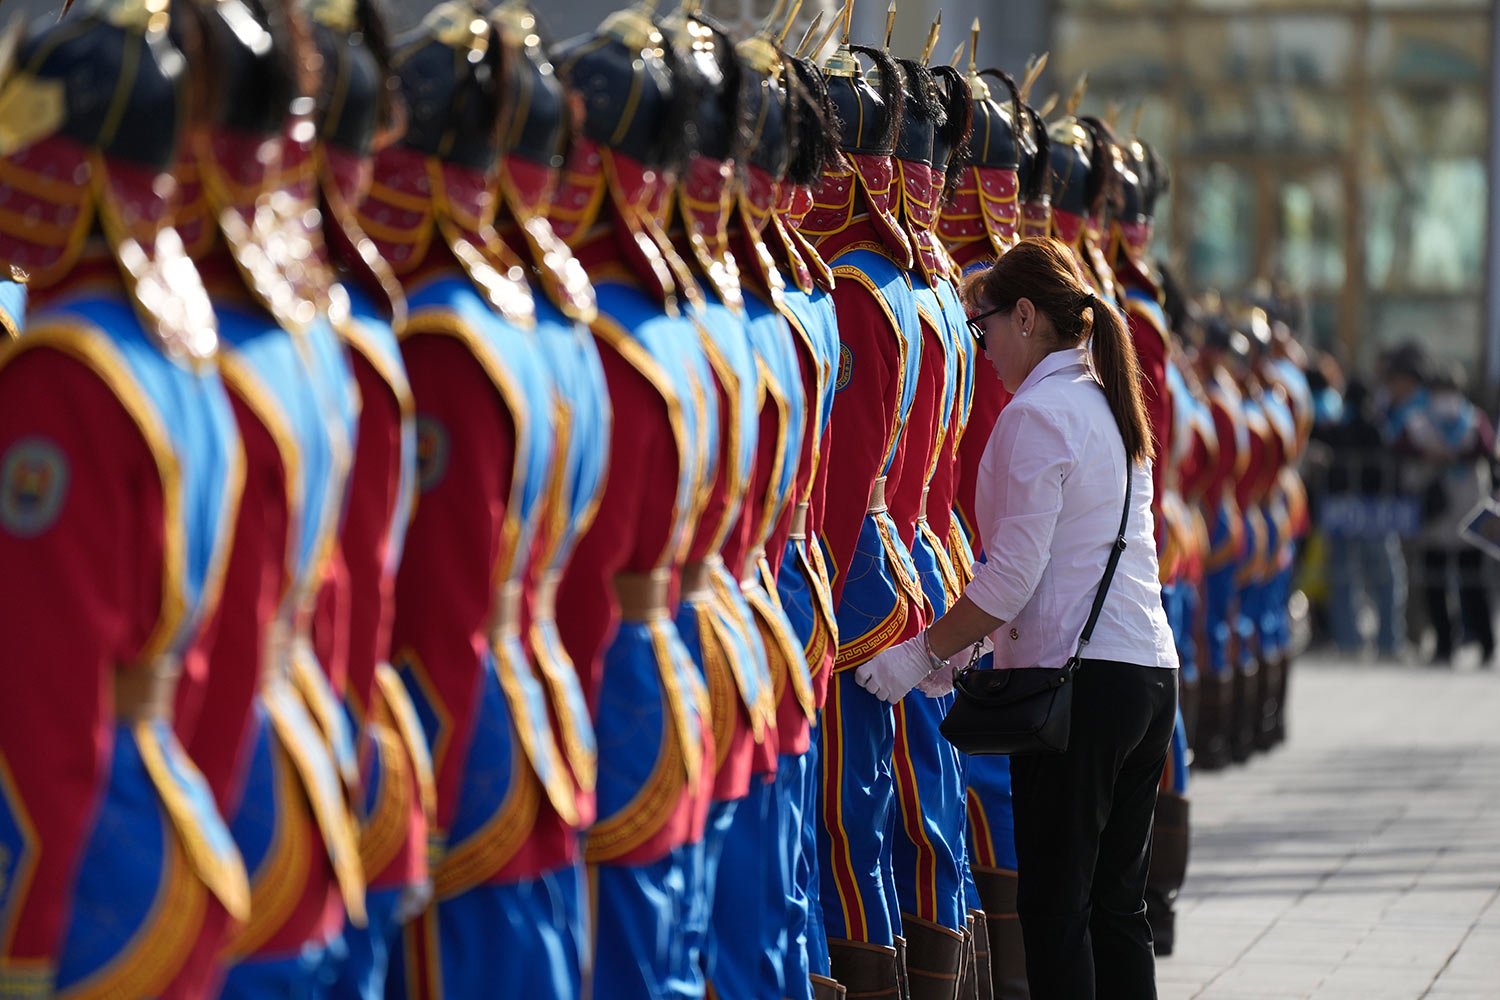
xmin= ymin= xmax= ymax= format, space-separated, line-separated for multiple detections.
xmin=964 ymin=346 xmax=1179 ymax=672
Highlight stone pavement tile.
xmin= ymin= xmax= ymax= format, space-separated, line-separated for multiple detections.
xmin=1237 ymin=924 xmax=1365 ymax=965
xmin=1312 ymin=964 xmax=1438 ymax=995
xmin=1209 ymin=960 xmax=1333 ymax=994
xmin=1158 ymin=960 xmax=1225 ymax=984
xmin=1338 ymin=925 xmax=1469 ymax=970
xmin=1381 ymin=890 xmax=1496 ymax=928
xmin=1433 ymin=929 xmax=1500 ymax=980
xmin=1165 ymin=920 xmax=1269 ymax=966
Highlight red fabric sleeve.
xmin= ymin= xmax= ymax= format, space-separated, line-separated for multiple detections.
xmin=320 ymin=352 xmax=403 ymax=720
xmin=954 ymin=367 xmax=1011 ymax=558
xmin=821 ymin=283 xmax=896 ymax=608
xmin=765 ymin=325 xmax=823 ymax=574
xmin=0 ymin=350 xmax=157 ymax=969
xmin=555 ymin=342 xmax=671 ymax=711
xmin=390 ymin=335 xmax=513 ymax=835
xmin=177 ymin=395 xmax=289 ymax=814
xmin=1208 ymin=398 xmax=1239 ymax=504
xmin=888 ymin=317 xmax=943 ymax=548
xmin=1129 ymin=314 xmax=1170 ymax=519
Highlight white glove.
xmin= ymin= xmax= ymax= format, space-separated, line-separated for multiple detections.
xmin=916 ymin=663 xmax=954 ymax=697
xmin=917 ymin=635 xmax=996 ymax=698
xmin=855 ymin=634 xmax=938 ymax=704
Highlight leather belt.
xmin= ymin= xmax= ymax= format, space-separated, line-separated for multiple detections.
xmin=614 ymin=569 xmax=671 ymax=621
xmin=533 ymin=569 xmax=560 ymax=623
xmin=916 ymin=485 xmax=930 ymax=524
xmin=867 ymin=476 xmax=888 ymax=515
xmin=489 ymin=580 xmax=523 ymax=640
xmin=789 ymin=502 xmax=809 ymax=541
xmin=681 ymin=560 xmax=714 ymax=603
xmin=115 ymin=656 xmax=181 ymax=722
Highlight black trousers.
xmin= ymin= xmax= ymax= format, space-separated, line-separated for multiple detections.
xmin=1422 ymin=547 xmax=1494 ymax=660
xmin=1009 ymin=660 xmax=1178 ymax=1000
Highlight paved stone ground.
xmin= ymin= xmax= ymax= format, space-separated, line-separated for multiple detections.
xmin=1159 ymin=656 xmax=1500 ymax=999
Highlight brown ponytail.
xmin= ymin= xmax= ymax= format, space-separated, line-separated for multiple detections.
xmin=961 ymin=236 xmax=1155 ymax=463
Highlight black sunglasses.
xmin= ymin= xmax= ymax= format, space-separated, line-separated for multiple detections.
xmin=966 ymin=305 xmax=1007 ymax=347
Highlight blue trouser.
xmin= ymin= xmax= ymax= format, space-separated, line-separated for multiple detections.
xmin=390 ymin=867 xmax=584 ymax=1000
xmin=1235 ymin=574 xmax=1263 ymax=669
xmin=891 ymin=690 xmax=968 ymax=931
xmin=592 ymin=854 xmax=695 ymax=1000
xmin=1326 ymin=533 xmax=1406 ymax=654
xmin=587 ymin=621 xmax=708 ymax=999
xmin=964 ymin=756 xmax=1018 ymax=875
xmin=778 ymin=752 xmax=815 ymax=1000
xmin=1204 ymin=506 xmax=1239 ymax=680
xmin=817 ymin=670 xmax=899 ymax=946
xmin=221 ymin=943 xmax=346 ymax=1000
xmin=710 ymin=775 xmax=788 ymax=998
xmin=329 ymin=887 xmax=403 ymax=1000
xmin=691 ymin=798 xmax=738 ymax=991
xmin=1166 ymin=708 xmax=1190 ymax=795
xmin=1163 ymin=581 xmax=1199 ymax=689
xmin=802 ymin=732 xmax=833 ymax=978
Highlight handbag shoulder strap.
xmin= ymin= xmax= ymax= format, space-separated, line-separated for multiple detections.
xmin=1068 ymin=459 xmax=1134 ymax=670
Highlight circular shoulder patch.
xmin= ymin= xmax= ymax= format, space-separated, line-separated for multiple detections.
xmin=0 ymin=437 xmax=70 ymax=538
xmin=836 ymin=343 xmax=854 ymax=392
xmin=414 ymin=417 xmax=450 ymax=493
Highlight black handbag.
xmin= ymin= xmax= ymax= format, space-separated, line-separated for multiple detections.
xmin=939 ymin=462 xmax=1134 ymax=756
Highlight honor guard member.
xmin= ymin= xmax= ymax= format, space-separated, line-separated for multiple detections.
xmin=927 ymin=54 xmax=1007 ymax=1000
xmin=1194 ymin=318 xmax=1250 ymax=770
xmin=648 ymin=5 xmax=776 ymax=994
xmin=1228 ymin=312 xmax=1277 ymax=762
xmin=361 ymin=6 xmax=584 ymax=996
xmin=303 ymin=1 xmax=438 ymax=995
xmin=937 ymin=51 xmax=1042 ymax=1000
xmin=885 ymin=35 xmax=973 ymax=994
xmin=1259 ymin=318 xmax=1313 ymax=744
xmin=666 ymin=7 xmax=828 ymax=997
xmin=797 ymin=4 xmax=928 ymax=989
xmin=1247 ymin=316 xmax=1298 ymax=750
xmin=727 ymin=14 xmax=839 ymax=999
xmin=0 ymin=4 xmax=250 ymax=994
xmin=1168 ymin=351 xmax=1221 ymax=747
xmin=1045 ymin=104 xmax=1116 ymax=303
xmin=489 ymin=0 xmax=608 ymax=905
xmin=164 ymin=0 xmax=366 ymax=990
xmin=775 ymin=49 xmax=848 ymax=1000
xmin=549 ymin=5 xmax=719 ymax=996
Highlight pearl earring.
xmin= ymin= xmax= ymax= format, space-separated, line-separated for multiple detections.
xmin=1022 ymin=328 xmax=1030 ymax=337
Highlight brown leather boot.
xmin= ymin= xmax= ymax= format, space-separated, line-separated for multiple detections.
xmin=827 ymin=938 xmax=901 ymax=1000
xmin=1230 ymin=655 xmax=1259 ymax=762
xmin=812 ymin=973 xmax=849 ymax=1000
xmin=894 ymin=935 xmax=911 ymax=1000
xmin=1255 ymin=653 xmax=1283 ymax=750
xmin=1194 ymin=668 xmax=1233 ymax=770
xmin=968 ymin=909 xmax=994 ymax=1000
xmin=955 ymin=919 xmax=974 ymax=1000
xmin=1146 ymin=791 xmax=1191 ymax=956
xmin=901 ymin=915 xmax=965 ymax=1000
xmin=973 ymin=868 xmax=1029 ymax=1000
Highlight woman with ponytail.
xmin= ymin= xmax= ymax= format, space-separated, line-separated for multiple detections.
xmin=855 ymin=236 xmax=1179 ymax=998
